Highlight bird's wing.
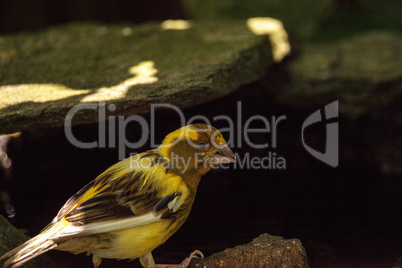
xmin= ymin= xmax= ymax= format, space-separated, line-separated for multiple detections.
xmin=46 ymin=151 xmax=189 ymax=239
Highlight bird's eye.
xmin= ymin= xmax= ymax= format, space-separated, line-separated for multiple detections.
xmin=197 ymin=142 xmax=209 ymax=149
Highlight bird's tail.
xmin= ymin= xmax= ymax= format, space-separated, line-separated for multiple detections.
xmin=0 ymin=229 xmax=58 ymax=268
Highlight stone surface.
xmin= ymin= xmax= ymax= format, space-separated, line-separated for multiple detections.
xmin=315 ymin=0 xmax=401 ymax=42
xmin=183 ymin=0 xmax=401 ymax=42
xmin=0 ymin=21 xmax=273 ymax=135
xmin=276 ymin=31 xmax=402 ymax=118
xmin=0 ymin=215 xmax=54 ymax=267
xmin=183 ymin=0 xmax=334 ymax=39
xmin=190 ymin=233 xmax=309 ymax=268
xmin=259 ymin=30 xmax=401 ymax=175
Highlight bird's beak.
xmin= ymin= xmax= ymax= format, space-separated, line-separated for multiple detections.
xmin=212 ymin=144 xmax=236 ymax=163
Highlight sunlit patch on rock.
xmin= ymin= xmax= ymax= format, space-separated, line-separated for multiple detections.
xmin=161 ymin=20 xmax=192 ymax=30
xmin=247 ymin=17 xmax=291 ymax=62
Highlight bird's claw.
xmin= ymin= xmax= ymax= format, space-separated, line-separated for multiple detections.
xmin=189 ymin=249 xmax=204 ymax=259
xmin=155 ymin=250 xmax=204 ymax=268
xmin=179 ymin=250 xmax=204 ymax=268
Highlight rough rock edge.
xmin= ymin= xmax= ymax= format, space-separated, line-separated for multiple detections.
xmin=190 ymin=233 xmax=310 ymax=268
xmin=278 ymin=31 xmax=402 ymax=118
xmin=0 ymin=22 xmax=273 ymax=135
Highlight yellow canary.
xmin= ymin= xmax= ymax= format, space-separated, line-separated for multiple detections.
xmin=0 ymin=124 xmax=235 ymax=268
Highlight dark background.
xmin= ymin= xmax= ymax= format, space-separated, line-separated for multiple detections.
xmin=0 ymin=0 xmax=187 ymax=34
xmin=3 ymin=81 xmax=401 ymax=267
xmin=0 ymin=0 xmax=401 ymax=267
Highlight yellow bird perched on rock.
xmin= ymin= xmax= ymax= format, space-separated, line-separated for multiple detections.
xmin=0 ymin=124 xmax=236 ymax=268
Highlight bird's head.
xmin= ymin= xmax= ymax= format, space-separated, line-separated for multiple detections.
xmin=158 ymin=124 xmax=236 ymax=175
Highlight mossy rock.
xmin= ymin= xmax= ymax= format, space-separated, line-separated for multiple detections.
xmin=183 ymin=0 xmax=334 ymax=39
xmin=190 ymin=233 xmax=310 ymax=268
xmin=0 ymin=215 xmax=54 ymax=267
xmin=0 ymin=21 xmax=273 ymax=134
xmin=277 ymin=31 xmax=402 ymax=118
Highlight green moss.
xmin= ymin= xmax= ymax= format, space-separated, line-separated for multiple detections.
xmin=277 ymin=31 xmax=402 ymax=118
xmin=0 ymin=22 xmax=259 ymax=88
xmin=0 ymin=21 xmax=272 ymax=134
xmin=316 ymin=0 xmax=402 ymax=42
xmin=0 ymin=215 xmax=54 ymax=267
xmin=183 ymin=0 xmax=334 ymax=39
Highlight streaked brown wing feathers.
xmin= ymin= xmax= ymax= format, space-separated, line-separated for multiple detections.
xmin=55 ymin=180 xmax=96 ymax=221
xmin=63 ymin=151 xmax=169 ymax=225
xmin=65 ymin=172 xmax=162 ymax=224
xmin=64 ymin=191 xmax=134 ymax=225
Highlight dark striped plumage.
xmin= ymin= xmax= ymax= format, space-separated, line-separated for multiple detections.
xmin=1 ymin=124 xmax=235 ymax=268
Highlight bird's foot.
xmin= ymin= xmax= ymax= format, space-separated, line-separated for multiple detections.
xmin=155 ymin=250 xmax=204 ymax=268
xmin=92 ymin=255 xmax=102 ymax=268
